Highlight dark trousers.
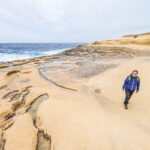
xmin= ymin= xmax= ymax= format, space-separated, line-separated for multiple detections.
xmin=124 ymin=89 xmax=135 ymax=104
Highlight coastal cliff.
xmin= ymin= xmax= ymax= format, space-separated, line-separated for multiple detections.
xmin=88 ymin=32 xmax=150 ymax=47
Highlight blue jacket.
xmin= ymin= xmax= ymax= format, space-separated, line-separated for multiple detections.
xmin=122 ymin=74 xmax=140 ymax=92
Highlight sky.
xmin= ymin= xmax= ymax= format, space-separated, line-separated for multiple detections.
xmin=0 ymin=0 xmax=150 ymax=43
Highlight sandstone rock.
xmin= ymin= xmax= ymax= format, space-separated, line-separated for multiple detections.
xmin=0 ymin=63 xmax=9 ymax=69
xmin=3 ymin=113 xmax=37 ymax=150
xmin=0 ymin=129 xmax=3 ymax=143
xmin=6 ymin=68 xmax=20 ymax=76
xmin=0 ymin=84 xmax=7 ymax=90
xmin=0 ymin=101 xmax=14 ymax=123
xmin=0 ymin=32 xmax=150 ymax=150
xmin=12 ymin=60 xmax=31 ymax=66
xmin=88 ymin=32 xmax=150 ymax=47
xmin=36 ymin=99 xmax=112 ymax=150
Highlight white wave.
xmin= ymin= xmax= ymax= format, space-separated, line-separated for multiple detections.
xmin=0 ymin=53 xmax=32 ymax=62
xmin=41 ymin=48 xmax=71 ymax=56
xmin=0 ymin=48 xmax=71 ymax=62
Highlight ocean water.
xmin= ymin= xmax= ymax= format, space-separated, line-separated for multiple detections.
xmin=0 ymin=43 xmax=83 ymax=63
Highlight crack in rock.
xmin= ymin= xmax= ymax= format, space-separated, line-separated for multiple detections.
xmin=22 ymin=86 xmax=32 ymax=92
xmin=2 ymin=90 xmax=19 ymax=99
xmin=10 ymin=93 xmax=22 ymax=101
xmin=14 ymin=91 xmax=30 ymax=111
xmin=36 ymin=131 xmax=51 ymax=150
xmin=27 ymin=94 xmax=49 ymax=122
xmin=4 ymin=113 xmax=15 ymax=121
xmin=27 ymin=94 xmax=51 ymax=150
xmin=38 ymin=68 xmax=77 ymax=91
xmin=0 ymin=139 xmax=5 ymax=150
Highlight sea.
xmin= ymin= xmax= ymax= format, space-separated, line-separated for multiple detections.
xmin=0 ymin=43 xmax=83 ymax=63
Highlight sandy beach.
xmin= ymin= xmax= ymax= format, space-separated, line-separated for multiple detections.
xmin=0 ymin=33 xmax=150 ymax=150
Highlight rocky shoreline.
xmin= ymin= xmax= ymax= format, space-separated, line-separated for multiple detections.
xmin=0 ymin=42 xmax=150 ymax=150
xmin=1 ymin=42 xmax=150 ymax=68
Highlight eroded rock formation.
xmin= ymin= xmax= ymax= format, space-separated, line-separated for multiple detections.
xmin=0 ymin=33 xmax=150 ymax=150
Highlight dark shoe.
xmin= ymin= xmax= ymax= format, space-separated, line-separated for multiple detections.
xmin=124 ymin=104 xmax=128 ymax=109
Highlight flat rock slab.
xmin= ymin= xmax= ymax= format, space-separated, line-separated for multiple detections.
xmin=3 ymin=113 xmax=37 ymax=150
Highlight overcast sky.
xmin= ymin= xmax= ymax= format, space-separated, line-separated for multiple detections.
xmin=0 ymin=0 xmax=150 ymax=43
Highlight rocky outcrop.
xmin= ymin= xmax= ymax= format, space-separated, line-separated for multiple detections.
xmin=12 ymin=60 xmax=31 ymax=66
xmin=0 ymin=63 xmax=9 ymax=69
xmin=63 ymin=45 xmax=150 ymax=58
xmin=6 ymin=68 xmax=20 ymax=76
xmin=88 ymin=32 xmax=150 ymax=46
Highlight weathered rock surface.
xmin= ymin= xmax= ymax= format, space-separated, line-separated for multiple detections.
xmin=12 ymin=60 xmax=31 ymax=66
xmin=88 ymin=32 xmax=150 ymax=46
xmin=35 ymin=56 xmax=150 ymax=150
xmin=0 ymin=32 xmax=150 ymax=150
xmin=36 ymin=98 xmax=112 ymax=150
xmin=0 ymin=63 xmax=9 ymax=69
xmin=6 ymin=68 xmax=20 ymax=76
xmin=63 ymin=44 xmax=150 ymax=58
xmin=3 ymin=113 xmax=37 ymax=150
